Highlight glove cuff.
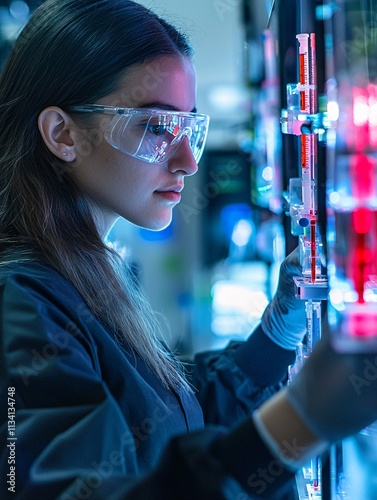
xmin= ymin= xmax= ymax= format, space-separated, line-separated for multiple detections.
xmin=261 ymin=299 xmax=306 ymax=350
xmin=254 ymin=387 xmax=328 ymax=469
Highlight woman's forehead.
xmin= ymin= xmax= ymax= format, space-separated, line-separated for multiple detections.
xmin=104 ymin=56 xmax=197 ymax=111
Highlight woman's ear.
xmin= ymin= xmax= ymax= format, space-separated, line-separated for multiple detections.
xmin=38 ymin=106 xmax=77 ymax=162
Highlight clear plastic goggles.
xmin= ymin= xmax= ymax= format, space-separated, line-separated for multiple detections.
xmin=68 ymin=104 xmax=210 ymax=164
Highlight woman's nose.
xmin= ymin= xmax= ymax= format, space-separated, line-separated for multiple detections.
xmin=167 ymin=136 xmax=199 ymax=176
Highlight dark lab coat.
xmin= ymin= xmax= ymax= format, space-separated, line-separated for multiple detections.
xmin=0 ymin=261 xmax=297 ymax=499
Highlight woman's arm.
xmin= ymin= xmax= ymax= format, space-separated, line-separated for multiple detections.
xmin=191 ymin=248 xmax=305 ymax=426
xmin=128 ymin=327 xmax=377 ymax=500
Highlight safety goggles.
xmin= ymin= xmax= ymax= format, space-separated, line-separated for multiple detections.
xmin=67 ymin=104 xmax=210 ymax=164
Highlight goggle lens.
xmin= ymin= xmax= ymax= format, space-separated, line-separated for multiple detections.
xmin=104 ymin=110 xmax=209 ymax=164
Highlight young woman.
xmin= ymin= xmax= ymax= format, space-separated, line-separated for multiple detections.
xmin=1 ymin=1 xmax=376 ymax=498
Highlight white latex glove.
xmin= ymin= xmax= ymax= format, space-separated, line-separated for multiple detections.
xmin=286 ymin=323 xmax=377 ymax=443
xmin=261 ymin=247 xmax=307 ymax=350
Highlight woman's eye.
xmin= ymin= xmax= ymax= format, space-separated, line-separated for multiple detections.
xmin=147 ymin=124 xmax=167 ymax=135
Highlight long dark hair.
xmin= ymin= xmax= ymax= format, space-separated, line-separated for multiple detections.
xmin=0 ymin=0 xmax=194 ymax=391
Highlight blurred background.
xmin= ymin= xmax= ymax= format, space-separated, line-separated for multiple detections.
xmin=0 ymin=0 xmax=287 ymax=356
xmin=4 ymin=2 xmax=377 ymax=498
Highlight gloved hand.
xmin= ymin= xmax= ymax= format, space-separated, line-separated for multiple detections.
xmin=286 ymin=322 xmax=377 ymax=443
xmin=261 ymin=247 xmax=307 ymax=350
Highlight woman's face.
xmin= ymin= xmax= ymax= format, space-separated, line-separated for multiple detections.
xmin=70 ymin=55 xmax=199 ymax=235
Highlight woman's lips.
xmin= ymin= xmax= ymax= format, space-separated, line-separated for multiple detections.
xmin=155 ymin=183 xmax=183 ymax=202
xmin=154 ymin=190 xmax=182 ymax=202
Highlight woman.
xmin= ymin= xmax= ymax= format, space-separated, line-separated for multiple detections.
xmin=1 ymin=1 xmax=376 ymax=498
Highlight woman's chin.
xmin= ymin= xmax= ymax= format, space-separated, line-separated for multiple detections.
xmin=138 ymin=215 xmax=173 ymax=232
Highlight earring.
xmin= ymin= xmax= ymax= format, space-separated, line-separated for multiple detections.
xmin=62 ymin=153 xmax=68 ymax=157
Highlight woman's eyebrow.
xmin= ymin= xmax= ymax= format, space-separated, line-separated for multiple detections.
xmin=138 ymin=102 xmax=197 ymax=113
